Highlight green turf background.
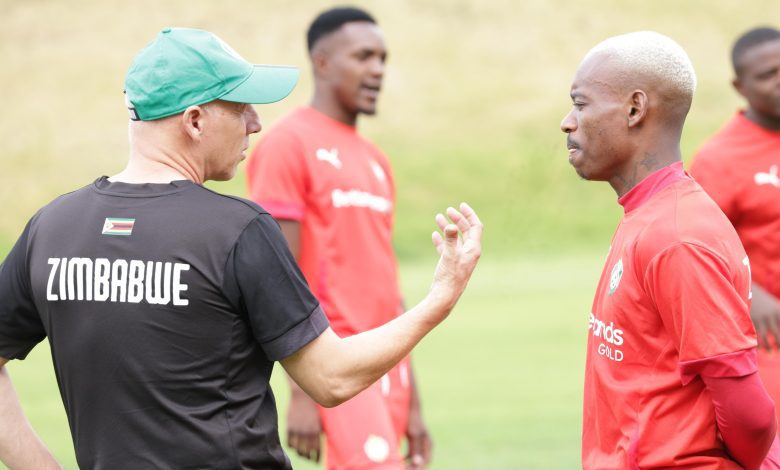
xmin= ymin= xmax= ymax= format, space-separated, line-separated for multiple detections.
xmin=1 ymin=0 xmax=779 ymax=468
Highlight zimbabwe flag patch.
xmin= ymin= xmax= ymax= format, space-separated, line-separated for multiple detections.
xmin=102 ymin=218 xmax=135 ymax=236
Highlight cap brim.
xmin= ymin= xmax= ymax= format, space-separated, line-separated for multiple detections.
xmin=221 ymin=65 xmax=299 ymax=105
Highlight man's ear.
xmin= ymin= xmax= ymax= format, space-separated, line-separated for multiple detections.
xmin=310 ymin=49 xmax=329 ymax=78
xmin=181 ymin=105 xmax=205 ymax=141
xmin=732 ymin=76 xmax=747 ymax=99
xmin=627 ymin=90 xmax=648 ymax=128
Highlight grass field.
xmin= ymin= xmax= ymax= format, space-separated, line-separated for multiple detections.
xmin=4 ymin=253 xmax=597 ymax=469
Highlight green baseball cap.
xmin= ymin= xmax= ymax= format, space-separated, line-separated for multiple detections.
xmin=124 ymin=27 xmax=299 ymax=121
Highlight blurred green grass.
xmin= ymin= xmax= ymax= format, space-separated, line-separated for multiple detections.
xmin=6 ymin=253 xmax=597 ymax=469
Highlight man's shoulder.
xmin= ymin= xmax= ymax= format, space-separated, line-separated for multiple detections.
xmin=48 ymin=179 xmax=265 ymax=215
xmin=192 ymin=185 xmax=269 ymax=218
xmin=34 ymin=179 xmax=101 ymax=218
xmin=34 ymin=179 xmax=268 ymax=232
xmin=693 ymin=114 xmax=757 ymax=164
xmin=633 ymin=181 xmax=742 ymax=263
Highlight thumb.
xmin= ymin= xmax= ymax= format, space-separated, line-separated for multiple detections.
xmin=443 ymin=224 xmax=459 ymax=251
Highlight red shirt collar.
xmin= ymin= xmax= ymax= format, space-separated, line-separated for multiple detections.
xmin=618 ymin=161 xmax=689 ymax=213
xmin=734 ymin=110 xmax=780 ymax=137
xmin=302 ymin=106 xmax=358 ymax=133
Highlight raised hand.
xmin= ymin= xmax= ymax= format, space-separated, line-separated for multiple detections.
xmin=430 ymin=203 xmax=483 ymax=313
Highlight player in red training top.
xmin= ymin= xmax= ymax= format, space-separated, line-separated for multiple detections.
xmin=245 ymin=7 xmax=431 ymax=470
xmin=561 ymin=31 xmax=777 ymax=469
xmin=690 ymin=26 xmax=780 ymax=428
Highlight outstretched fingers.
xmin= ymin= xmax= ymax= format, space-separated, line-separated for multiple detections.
xmin=445 ymin=206 xmax=471 ymax=234
xmin=458 ymin=202 xmax=483 ymax=242
xmin=441 ymin=204 xmax=483 ymax=241
xmin=429 ymin=203 xmax=483 ymax=314
xmin=433 ymin=212 xmax=452 ymax=253
xmin=431 ymin=203 xmax=483 ymax=256
xmin=435 ymin=213 xmax=449 ymax=232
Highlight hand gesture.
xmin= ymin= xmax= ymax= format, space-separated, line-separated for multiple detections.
xmin=430 ymin=203 xmax=483 ymax=313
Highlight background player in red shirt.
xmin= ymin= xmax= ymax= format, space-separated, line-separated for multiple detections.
xmin=562 ymin=31 xmax=777 ymax=469
xmin=246 ymin=7 xmax=431 ymax=470
xmin=690 ymin=26 xmax=780 ymax=426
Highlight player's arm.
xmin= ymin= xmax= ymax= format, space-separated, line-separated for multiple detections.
xmin=0 ymin=357 xmax=61 ymax=470
xmin=277 ymin=219 xmax=322 ymax=462
xmin=406 ymin=363 xmax=432 ymax=469
xmin=281 ymin=204 xmax=482 ymax=407
xmin=284 ymin=375 xmax=321 ymax=462
xmin=398 ymin=282 xmax=432 ymax=468
xmin=702 ymin=372 xmax=776 ymax=470
xmin=277 ymin=220 xmax=301 ymax=260
xmin=750 ymin=282 xmax=780 ymax=352
xmin=648 ymin=243 xmax=776 ymax=468
xmin=0 ymin=221 xmax=59 ymax=469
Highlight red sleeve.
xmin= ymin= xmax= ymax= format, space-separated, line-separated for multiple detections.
xmin=689 ymin=151 xmax=739 ymax=222
xmin=702 ymin=372 xmax=776 ymax=470
xmin=245 ymin=127 xmax=308 ymax=221
xmin=643 ymin=243 xmax=757 ymax=377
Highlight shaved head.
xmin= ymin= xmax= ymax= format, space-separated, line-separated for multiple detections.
xmin=582 ymin=31 xmax=696 ymax=124
xmin=584 ymin=31 xmax=696 ymax=97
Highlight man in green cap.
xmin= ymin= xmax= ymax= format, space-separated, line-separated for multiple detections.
xmin=0 ymin=28 xmax=482 ymax=469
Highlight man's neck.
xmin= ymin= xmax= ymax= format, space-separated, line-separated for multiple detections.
xmin=609 ymin=148 xmax=681 ymax=198
xmin=744 ymin=108 xmax=780 ymax=132
xmin=310 ymin=93 xmax=358 ymax=128
xmin=111 ymin=151 xmax=202 ymax=184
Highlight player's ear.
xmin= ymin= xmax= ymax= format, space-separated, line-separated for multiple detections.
xmin=627 ymin=90 xmax=648 ymax=128
xmin=181 ymin=105 xmax=205 ymax=141
xmin=732 ymin=77 xmax=747 ymax=99
xmin=310 ymin=48 xmax=329 ymax=78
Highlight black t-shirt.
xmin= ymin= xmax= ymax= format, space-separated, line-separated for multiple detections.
xmin=0 ymin=177 xmax=328 ymax=469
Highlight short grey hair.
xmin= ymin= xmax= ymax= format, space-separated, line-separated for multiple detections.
xmin=583 ymin=31 xmax=697 ymax=98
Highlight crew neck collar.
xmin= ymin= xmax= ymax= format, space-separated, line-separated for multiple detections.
xmin=618 ymin=161 xmax=688 ymax=214
xmin=92 ymin=176 xmax=197 ymax=197
xmin=302 ymin=106 xmax=358 ymax=133
xmin=735 ymin=111 xmax=780 ymax=136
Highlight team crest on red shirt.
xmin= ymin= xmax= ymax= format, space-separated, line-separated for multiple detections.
xmin=608 ymin=258 xmax=624 ymax=295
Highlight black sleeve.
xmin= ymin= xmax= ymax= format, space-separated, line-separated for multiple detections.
xmin=0 ymin=221 xmax=46 ymax=360
xmin=222 ymin=213 xmax=328 ymax=361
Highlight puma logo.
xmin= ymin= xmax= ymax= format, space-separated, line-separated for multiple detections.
xmin=755 ymin=165 xmax=780 ymax=188
xmin=316 ymin=148 xmax=342 ymax=169
xmin=370 ymin=160 xmax=386 ymax=182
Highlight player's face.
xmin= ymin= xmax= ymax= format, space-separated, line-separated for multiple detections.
xmin=324 ymin=22 xmax=387 ymax=116
xmin=735 ymin=38 xmax=780 ymax=121
xmin=560 ymin=55 xmax=632 ymax=181
xmin=204 ymin=101 xmax=261 ymax=181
